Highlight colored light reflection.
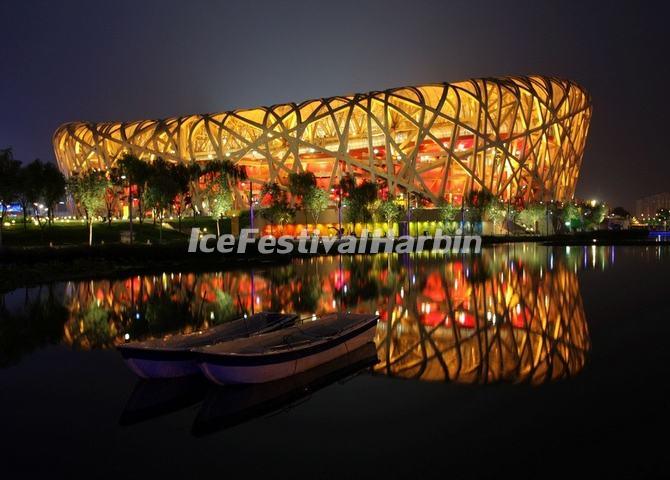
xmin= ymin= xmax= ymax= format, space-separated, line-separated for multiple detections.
xmin=2 ymin=244 xmax=614 ymax=382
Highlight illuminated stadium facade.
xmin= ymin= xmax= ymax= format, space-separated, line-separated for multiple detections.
xmin=53 ymin=75 xmax=591 ymax=207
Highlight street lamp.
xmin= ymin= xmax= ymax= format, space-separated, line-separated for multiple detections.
xmin=331 ymin=187 xmax=342 ymax=239
xmin=248 ymin=180 xmax=256 ymax=232
xmin=406 ymin=190 xmax=411 ymax=237
xmin=120 ymin=174 xmax=133 ymax=244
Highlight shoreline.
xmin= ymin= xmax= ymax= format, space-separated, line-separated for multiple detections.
xmin=1 ymin=230 xmax=664 ymax=293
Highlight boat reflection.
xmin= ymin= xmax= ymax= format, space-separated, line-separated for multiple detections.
xmin=120 ymin=375 xmax=210 ymax=425
xmin=192 ymin=343 xmax=378 ymax=436
xmin=117 ymin=343 xmax=378 ymax=432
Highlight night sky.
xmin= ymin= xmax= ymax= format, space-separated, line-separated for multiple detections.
xmin=1 ymin=0 xmax=667 ymax=210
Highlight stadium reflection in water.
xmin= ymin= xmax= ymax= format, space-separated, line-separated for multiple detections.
xmin=2 ymin=244 xmax=617 ymax=383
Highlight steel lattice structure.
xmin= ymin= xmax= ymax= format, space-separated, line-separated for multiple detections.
xmin=53 ymin=75 xmax=591 ymax=205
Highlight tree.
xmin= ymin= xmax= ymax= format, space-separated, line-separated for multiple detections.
xmin=466 ymin=189 xmax=494 ymax=210
xmin=41 ymin=162 xmax=66 ymax=226
xmin=288 ymin=171 xmax=316 ymax=205
xmin=115 ymin=154 xmax=151 ymax=243
xmin=202 ymin=159 xmax=247 ymax=183
xmin=581 ymin=202 xmax=607 ymax=229
xmin=144 ymin=160 xmax=180 ymax=243
xmin=260 ymin=182 xmax=295 ymax=235
xmin=338 ymin=173 xmax=357 ymax=197
xmin=0 ymin=148 xmax=21 ymax=247
xmin=483 ymin=198 xmax=506 ymax=235
xmin=463 ymin=189 xmax=494 ymax=226
xmin=518 ymin=202 xmax=545 ymax=233
xmin=375 ymin=198 xmax=403 ymax=235
xmin=437 ymin=200 xmax=458 ymax=233
xmin=68 ymin=171 xmax=109 ymax=245
xmin=102 ymin=183 xmax=119 ymax=226
xmin=560 ymin=202 xmax=582 ymax=232
xmin=303 ymin=187 xmax=329 ymax=225
xmin=169 ymin=162 xmax=192 ymax=232
xmin=438 ymin=201 xmax=458 ymax=222
xmin=185 ymin=162 xmax=203 ymax=219
xmin=655 ymin=208 xmax=670 ymax=229
xmin=340 ymin=175 xmax=377 ymax=225
xmin=205 ymin=176 xmax=234 ymax=236
xmin=611 ymin=206 xmax=631 ymax=218
xmin=202 ymin=159 xmax=247 ymax=236
xmin=267 ymin=202 xmax=295 ymax=232
xmin=16 ymin=159 xmax=45 ymax=231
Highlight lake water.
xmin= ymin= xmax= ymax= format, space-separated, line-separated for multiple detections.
xmin=1 ymin=244 xmax=669 ymax=478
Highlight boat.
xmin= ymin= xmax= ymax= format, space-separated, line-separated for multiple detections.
xmin=192 ymin=342 xmax=378 ymax=435
xmin=117 ymin=312 xmax=299 ymax=379
xmin=195 ymin=312 xmax=379 ymax=385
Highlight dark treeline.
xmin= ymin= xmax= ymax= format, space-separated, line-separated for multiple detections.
xmin=0 ymin=148 xmax=67 ymax=246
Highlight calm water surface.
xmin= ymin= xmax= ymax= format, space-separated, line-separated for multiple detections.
xmin=1 ymin=244 xmax=669 ymax=478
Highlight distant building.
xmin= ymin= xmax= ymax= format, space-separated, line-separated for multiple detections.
xmin=606 ymin=215 xmax=630 ymax=230
xmin=636 ymin=192 xmax=670 ymax=217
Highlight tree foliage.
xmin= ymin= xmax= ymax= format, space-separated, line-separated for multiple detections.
xmin=610 ymin=206 xmax=630 ymax=218
xmin=463 ymin=189 xmax=495 ymax=223
xmin=143 ymin=158 xmax=181 ymax=242
xmin=260 ymin=181 xmax=295 ymax=233
xmin=303 ymin=187 xmax=329 ymax=224
xmin=375 ymin=198 xmax=404 ymax=225
xmin=580 ymin=202 xmax=607 ymax=229
xmin=559 ymin=202 xmax=581 ymax=231
xmin=116 ymin=153 xmax=152 ymax=223
xmin=483 ymin=198 xmax=507 ymax=233
xmin=518 ymin=202 xmax=545 ymax=232
xmin=202 ymin=159 xmax=247 ymax=182
xmin=68 ymin=170 xmax=109 ymax=245
xmin=288 ymin=171 xmax=316 ymax=205
xmin=0 ymin=148 xmax=21 ymax=246
xmin=438 ymin=201 xmax=458 ymax=223
xmin=41 ymin=162 xmax=67 ymax=225
xmin=340 ymin=175 xmax=377 ymax=224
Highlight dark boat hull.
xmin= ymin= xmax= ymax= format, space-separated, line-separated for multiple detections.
xmin=122 ymin=353 xmax=200 ymax=379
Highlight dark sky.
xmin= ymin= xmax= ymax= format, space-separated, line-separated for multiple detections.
xmin=1 ymin=0 xmax=667 ymax=210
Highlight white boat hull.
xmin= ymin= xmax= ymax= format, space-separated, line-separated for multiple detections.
xmin=118 ymin=312 xmax=299 ymax=379
xmin=199 ymin=323 xmax=377 ymax=385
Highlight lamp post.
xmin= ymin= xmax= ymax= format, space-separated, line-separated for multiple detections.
xmin=331 ymin=186 xmax=343 ymax=239
xmin=121 ymin=174 xmax=133 ymax=244
xmin=546 ymin=201 xmax=550 ymax=235
xmin=405 ymin=189 xmax=418 ymax=237
xmin=248 ymin=180 xmax=254 ymax=232
xmin=506 ymin=197 xmax=511 ymax=236
xmin=460 ymin=198 xmax=465 ymax=232
xmin=337 ymin=192 xmax=342 ymax=239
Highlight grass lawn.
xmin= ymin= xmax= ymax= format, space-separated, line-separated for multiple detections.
xmin=0 ymin=216 xmax=234 ymax=247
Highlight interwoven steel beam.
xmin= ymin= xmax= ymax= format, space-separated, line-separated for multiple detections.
xmin=53 ymin=75 xmax=591 ymax=205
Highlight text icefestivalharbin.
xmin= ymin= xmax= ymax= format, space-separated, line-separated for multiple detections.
xmin=188 ymin=228 xmax=483 ymax=254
